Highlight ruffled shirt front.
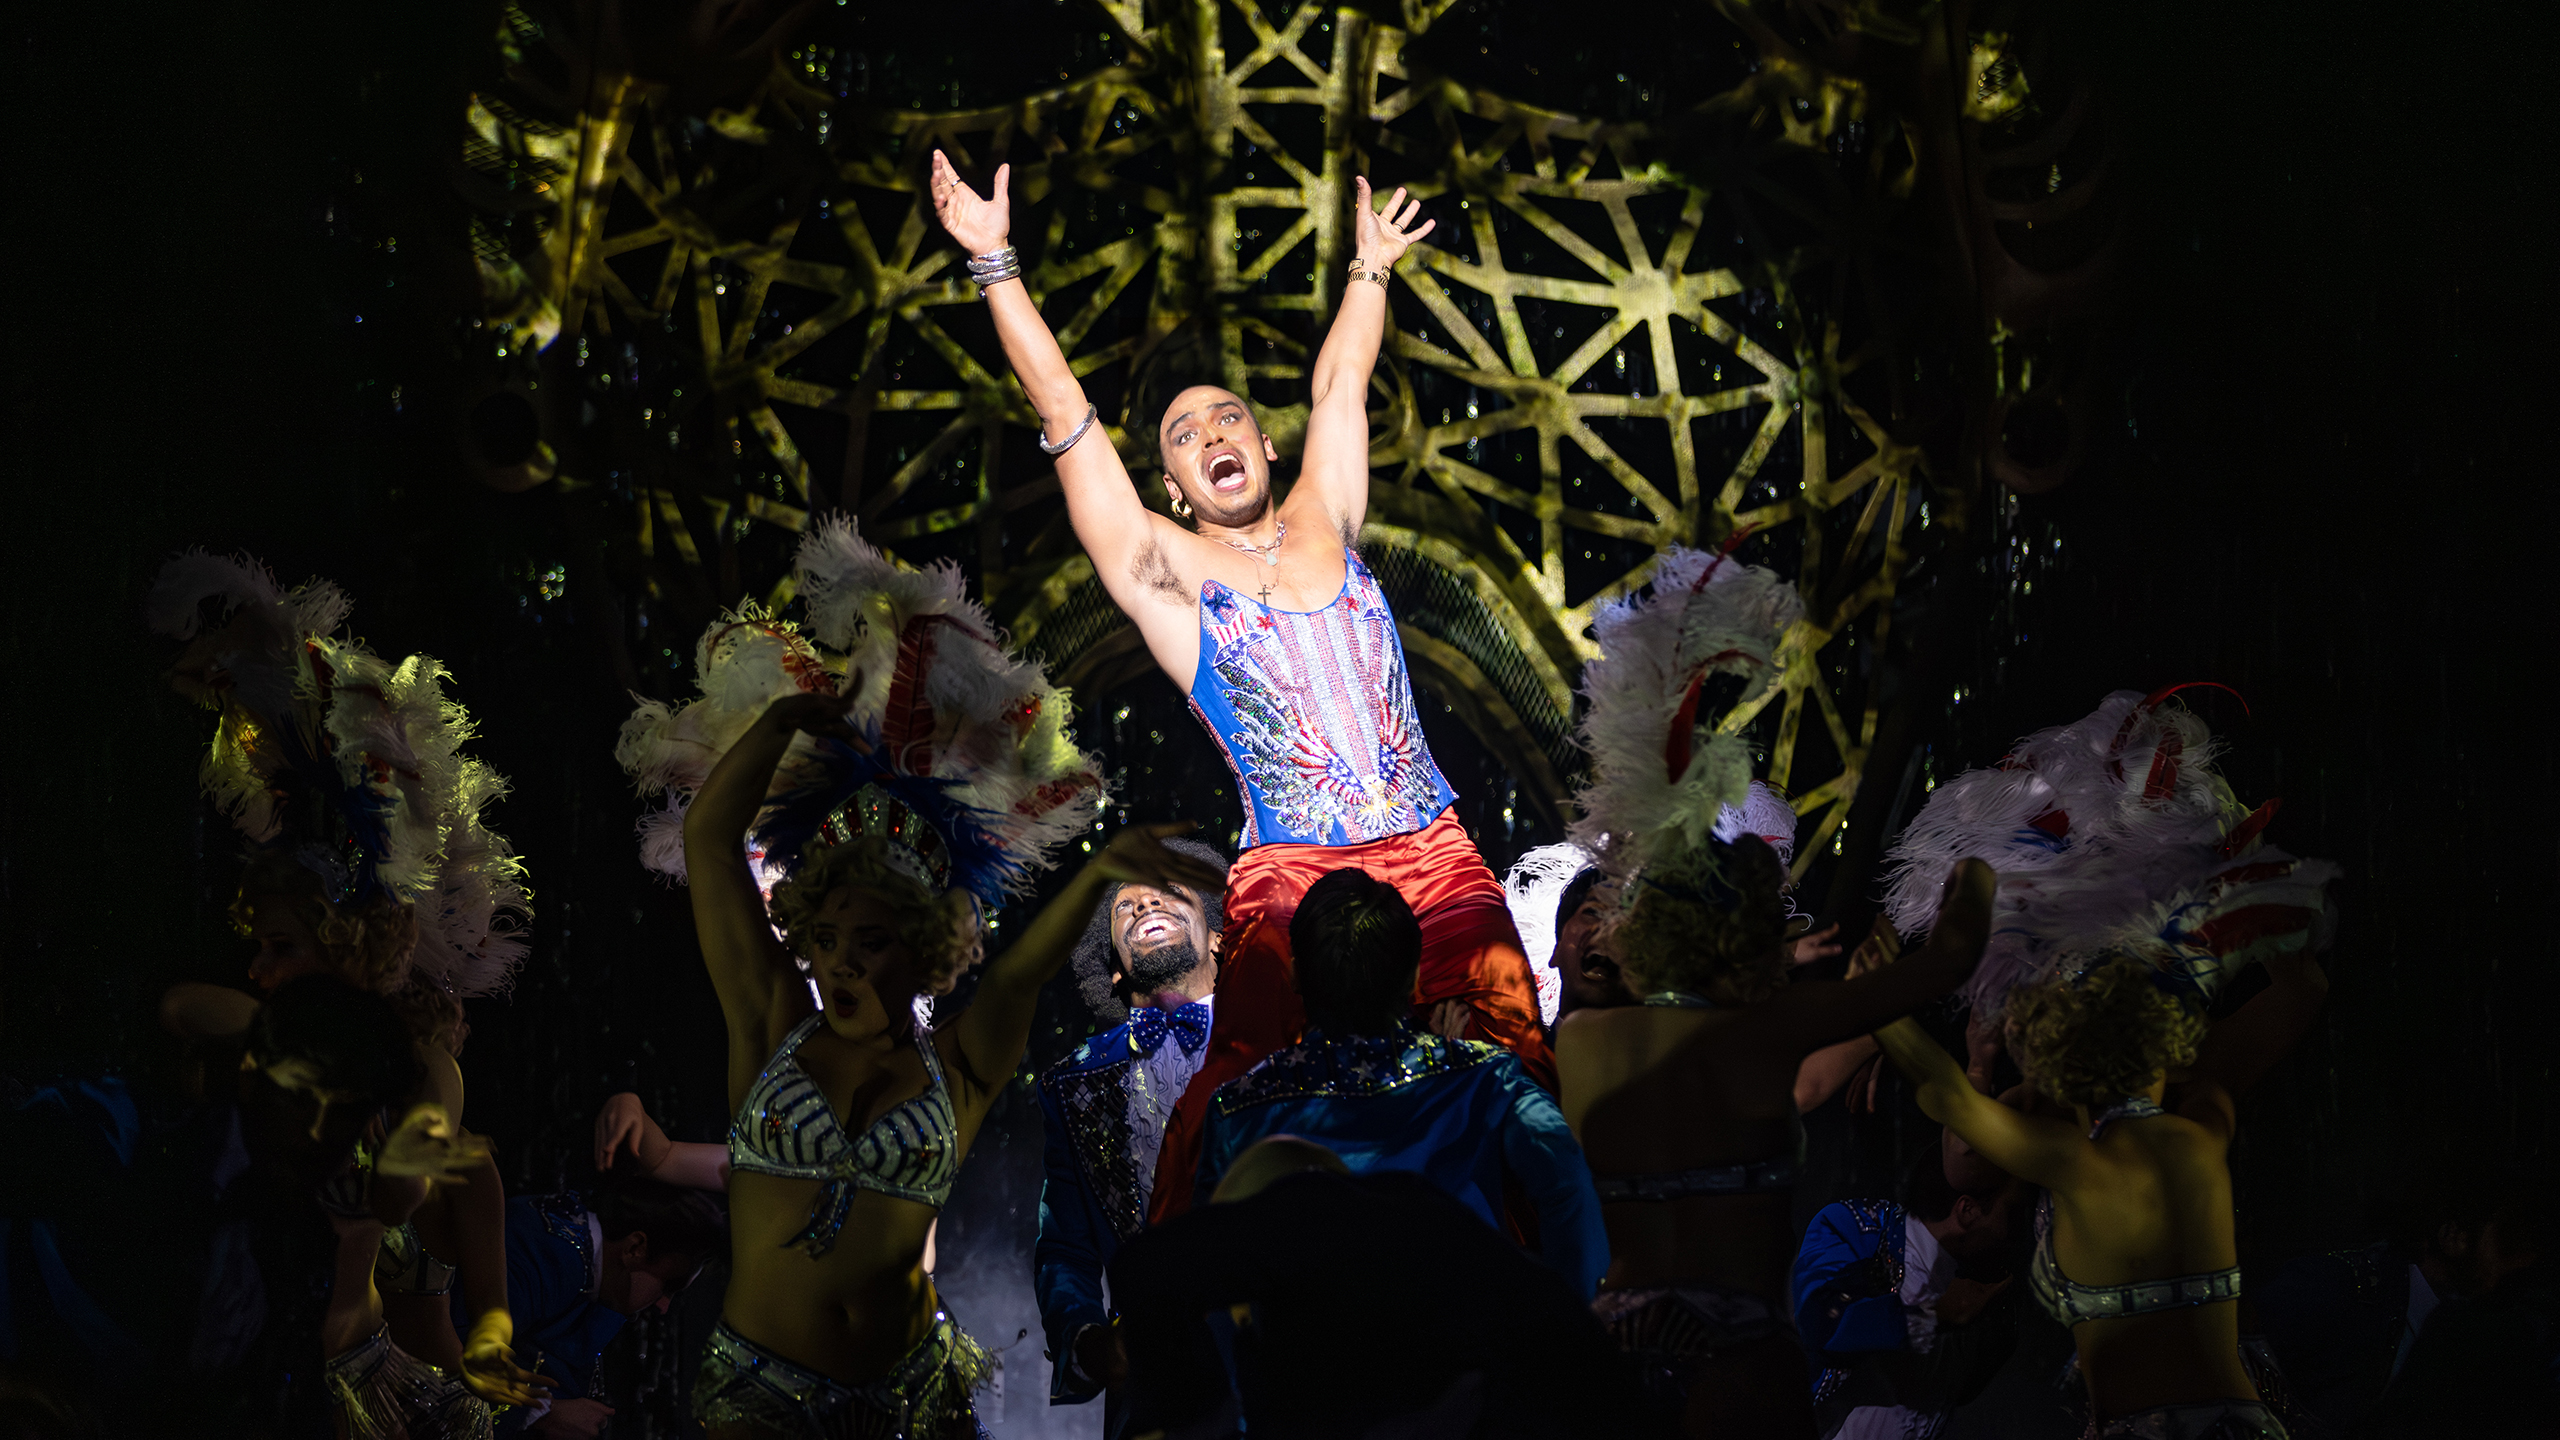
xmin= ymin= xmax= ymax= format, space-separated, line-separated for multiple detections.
xmin=1125 ymin=995 xmax=1214 ymax=1212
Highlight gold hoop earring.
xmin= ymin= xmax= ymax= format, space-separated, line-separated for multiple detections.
xmin=1170 ymin=494 xmax=1194 ymax=520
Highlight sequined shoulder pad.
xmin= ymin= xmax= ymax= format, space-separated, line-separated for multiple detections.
xmin=531 ymin=1191 xmax=594 ymax=1277
xmin=1839 ymin=1197 xmax=1901 ymax=1241
xmin=1211 ymin=1028 xmax=1502 ymax=1114
xmin=1045 ymin=1027 xmax=1137 ymax=1087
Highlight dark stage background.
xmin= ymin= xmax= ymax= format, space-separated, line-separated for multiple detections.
xmin=5 ymin=1 xmax=2554 ymax=1434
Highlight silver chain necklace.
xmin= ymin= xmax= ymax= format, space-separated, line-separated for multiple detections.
xmin=1218 ymin=520 xmax=1286 ymax=568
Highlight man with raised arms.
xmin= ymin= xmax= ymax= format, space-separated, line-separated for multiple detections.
xmin=931 ymin=150 xmax=1552 ymax=1220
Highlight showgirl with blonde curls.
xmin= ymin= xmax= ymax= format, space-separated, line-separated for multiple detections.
xmin=1872 ymin=690 xmax=2338 ymax=1438
xmin=616 ymin=516 xmax=1220 ymax=1437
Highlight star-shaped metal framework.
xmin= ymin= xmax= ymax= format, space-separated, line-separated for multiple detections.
xmin=463 ymin=0 xmax=1970 ymax=872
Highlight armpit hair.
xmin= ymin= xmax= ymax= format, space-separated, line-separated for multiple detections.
xmin=1131 ymin=538 xmax=1188 ymax=603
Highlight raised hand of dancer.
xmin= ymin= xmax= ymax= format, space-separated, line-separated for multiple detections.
xmin=594 ymin=1091 xmax=666 ymax=1172
xmin=1759 ymin=863 xmax=1989 ymax=1058
xmin=1842 ymin=920 xmax=1899 ymax=978
xmin=1787 ymin=920 xmax=1844 ymax=966
xmin=376 ymin=1102 xmax=495 ymax=1184
xmin=1351 ymin=176 xmax=1434 ymax=269
xmin=595 ymin=1091 xmax=733 ymax=1190
xmin=459 ymin=1317 xmax=555 ymax=1408
xmin=762 ymin=685 xmax=868 ymax=750
xmin=1088 ymin=821 xmax=1229 ymax=896
xmin=930 ymin=149 xmax=1008 ymax=258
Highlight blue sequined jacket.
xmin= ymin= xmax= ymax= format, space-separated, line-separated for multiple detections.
xmin=1034 ymin=1020 xmax=1151 ymax=1408
xmin=1194 ymin=1021 xmax=1609 ymax=1299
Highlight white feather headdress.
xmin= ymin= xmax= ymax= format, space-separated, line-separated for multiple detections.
xmin=147 ymin=550 xmax=532 ymax=999
xmin=614 ymin=515 xmax=1108 ymax=903
xmin=1881 ymin=687 xmax=2336 ymax=1011
xmin=1715 ymin=780 xmax=1802 ymax=870
xmin=1568 ymin=545 xmax=1802 ymax=882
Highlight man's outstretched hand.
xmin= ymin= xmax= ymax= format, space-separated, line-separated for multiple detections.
xmin=931 ymin=150 xmax=1010 ymax=257
xmin=1352 ymin=177 xmax=1434 ymax=270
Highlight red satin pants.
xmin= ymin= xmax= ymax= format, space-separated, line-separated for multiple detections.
xmin=1145 ymin=809 xmax=1553 ymax=1221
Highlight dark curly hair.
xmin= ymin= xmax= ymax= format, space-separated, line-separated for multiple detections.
xmin=1069 ymin=837 xmax=1230 ymax=1024
xmin=2006 ymin=950 xmax=2208 ymax=1107
xmin=768 ymin=835 xmax=979 ymax=997
xmin=1603 ymin=837 xmax=1790 ymax=1004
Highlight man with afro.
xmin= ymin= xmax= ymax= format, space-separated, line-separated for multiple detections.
xmin=1033 ymin=836 xmax=1230 ymax=1421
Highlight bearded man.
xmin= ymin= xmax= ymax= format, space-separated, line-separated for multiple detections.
xmin=933 ymin=151 xmax=1553 ymax=1231
xmin=1033 ymin=838 xmax=1229 ymax=1425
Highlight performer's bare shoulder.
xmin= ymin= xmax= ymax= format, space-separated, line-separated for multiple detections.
xmin=933 ymin=149 xmax=1431 ymax=687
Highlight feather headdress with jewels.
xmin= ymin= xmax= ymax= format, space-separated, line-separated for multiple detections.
xmin=1880 ymin=687 xmax=2340 ymax=1012
xmin=614 ymin=515 xmax=1108 ymax=905
xmin=1567 ymin=544 xmax=1804 ymax=890
xmin=145 ymin=550 xmax=532 ymax=999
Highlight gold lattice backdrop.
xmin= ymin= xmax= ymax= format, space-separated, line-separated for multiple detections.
xmin=462 ymin=0 xmax=2037 ymax=874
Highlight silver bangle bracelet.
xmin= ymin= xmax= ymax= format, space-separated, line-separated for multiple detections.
xmin=1038 ymin=403 xmax=1099 ymax=457
xmin=967 ymin=245 xmax=1021 ymax=297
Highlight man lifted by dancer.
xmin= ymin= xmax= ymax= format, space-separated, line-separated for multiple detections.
xmin=932 ymin=151 xmax=1550 ymax=1218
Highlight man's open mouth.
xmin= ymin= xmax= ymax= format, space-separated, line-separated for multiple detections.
xmin=1127 ymin=914 xmax=1181 ymax=947
xmin=1204 ymin=450 xmax=1248 ymax=492
xmin=829 ymin=987 xmax=859 ymax=1015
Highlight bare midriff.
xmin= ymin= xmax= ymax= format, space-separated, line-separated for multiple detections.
xmin=2051 ymin=1119 xmax=2259 ymax=1417
xmin=718 ymin=1170 xmax=942 ymax=1383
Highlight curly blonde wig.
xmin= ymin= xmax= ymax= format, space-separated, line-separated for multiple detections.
xmin=232 ymin=852 xmax=462 ymax=1051
xmin=769 ymin=836 xmax=980 ymax=997
xmin=1603 ymin=838 xmax=1791 ymax=1005
xmin=2006 ymin=950 xmax=2209 ymax=1106
xmin=232 ymin=854 xmax=421 ymax=998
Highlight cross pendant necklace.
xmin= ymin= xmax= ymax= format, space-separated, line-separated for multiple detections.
xmin=1219 ymin=521 xmax=1286 ymax=607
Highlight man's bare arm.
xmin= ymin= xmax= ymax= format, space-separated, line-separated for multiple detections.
xmin=931 ymin=151 xmax=1179 ymax=609
xmin=1296 ymin=179 xmax=1434 ymax=538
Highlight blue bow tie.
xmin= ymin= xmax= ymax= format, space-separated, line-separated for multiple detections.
xmin=1129 ymin=1002 xmax=1211 ymax=1058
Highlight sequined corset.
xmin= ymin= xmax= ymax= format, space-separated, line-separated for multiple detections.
xmin=2029 ymin=1097 xmax=2243 ymax=1325
xmin=728 ymin=1015 xmax=959 ymax=1255
xmin=1188 ymin=547 xmax=1457 ymax=849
